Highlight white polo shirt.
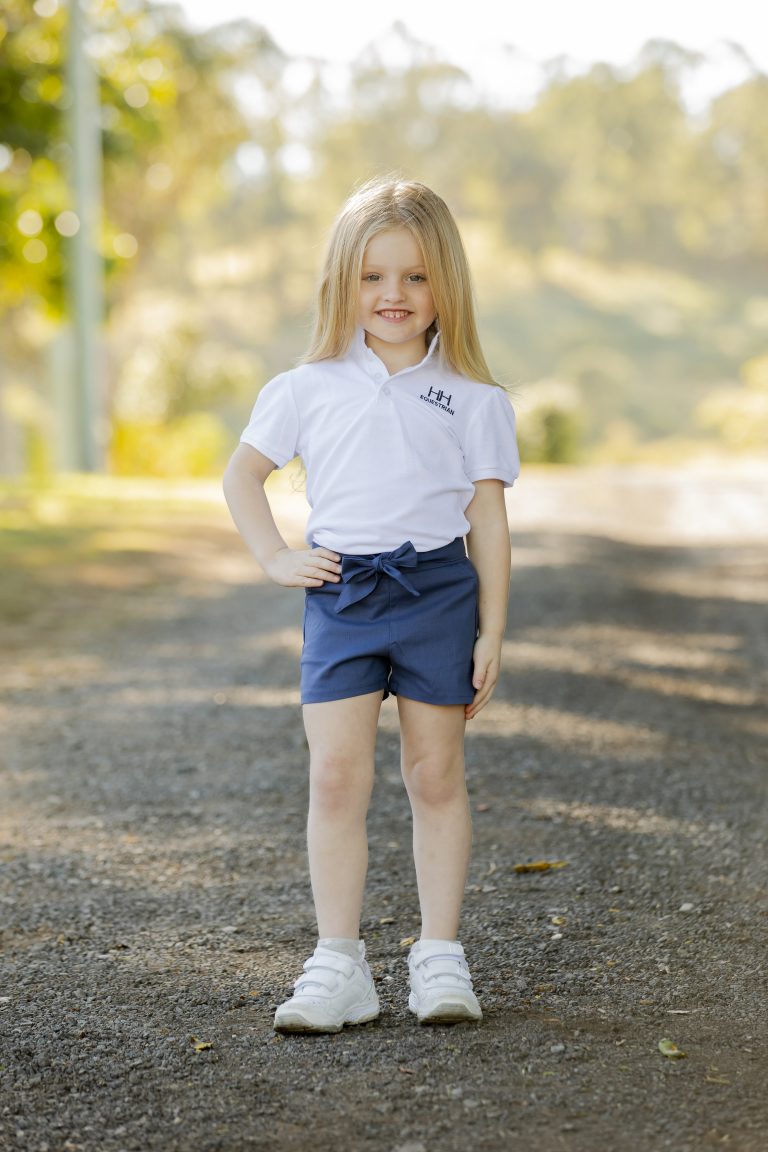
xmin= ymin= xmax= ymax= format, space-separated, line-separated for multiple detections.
xmin=240 ymin=329 xmax=520 ymax=554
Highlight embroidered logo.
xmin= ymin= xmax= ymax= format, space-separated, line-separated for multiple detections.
xmin=419 ymin=385 xmax=455 ymax=416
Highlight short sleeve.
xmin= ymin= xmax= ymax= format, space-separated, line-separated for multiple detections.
xmin=240 ymin=371 xmax=300 ymax=468
xmin=463 ymin=387 xmax=520 ymax=486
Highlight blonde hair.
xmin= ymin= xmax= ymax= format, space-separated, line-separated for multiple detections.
xmin=302 ymin=175 xmax=497 ymax=385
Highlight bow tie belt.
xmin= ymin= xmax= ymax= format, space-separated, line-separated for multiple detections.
xmin=334 ymin=541 xmax=421 ymax=613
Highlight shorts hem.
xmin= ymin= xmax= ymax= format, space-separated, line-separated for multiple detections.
xmin=301 ymin=683 xmax=388 ymax=705
xmin=390 ymin=686 xmax=475 ymax=707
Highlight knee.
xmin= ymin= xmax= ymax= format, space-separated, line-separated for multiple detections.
xmin=403 ymin=756 xmax=466 ymax=808
xmin=309 ymin=754 xmax=367 ymax=814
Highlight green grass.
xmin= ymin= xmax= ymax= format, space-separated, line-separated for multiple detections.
xmin=0 ymin=476 xmax=234 ymax=632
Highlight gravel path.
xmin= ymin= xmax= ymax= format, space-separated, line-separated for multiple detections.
xmin=1 ymin=481 xmax=766 ymax=1151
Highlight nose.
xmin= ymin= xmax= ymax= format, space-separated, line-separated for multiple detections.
xmin=382 ymin=278 xmax=405 ymax=302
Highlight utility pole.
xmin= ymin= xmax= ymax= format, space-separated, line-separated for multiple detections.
xmin=66 ymin=0 xmax=105 ymax=471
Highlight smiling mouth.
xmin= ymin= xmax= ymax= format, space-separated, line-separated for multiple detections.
xmin=377 ymin=310 xmax=411 ymax=319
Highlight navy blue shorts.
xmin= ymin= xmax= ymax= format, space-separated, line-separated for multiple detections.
xmin=300 ymin=538 xmax=479 ymax=706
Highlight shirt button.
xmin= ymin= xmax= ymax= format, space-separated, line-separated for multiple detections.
xmin=382 ymin=385 xmax=391 ymax=396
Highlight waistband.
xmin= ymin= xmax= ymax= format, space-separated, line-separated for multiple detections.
xmin=314 ymin=538 xmax=466 ymax=613
xmin=335 ymin=538 xmax=466 ymax=565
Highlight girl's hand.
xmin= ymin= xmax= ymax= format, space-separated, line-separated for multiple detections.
xmin=266 ymin=547 xmax=342 ymax=588
xmin=465 ymin=634 xmax=502 ymax=720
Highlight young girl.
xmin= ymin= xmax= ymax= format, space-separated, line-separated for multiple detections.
xmin=223 ymin=176 xmax=519 ymax=1033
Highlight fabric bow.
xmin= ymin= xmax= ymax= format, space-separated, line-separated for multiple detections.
xmin=334 ymin=540 xmax=421 ymax=613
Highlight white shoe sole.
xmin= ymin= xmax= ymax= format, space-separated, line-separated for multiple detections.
xmin=273 ymin=997 xmax=380 ymax=1034
xmin=408 ymin=992 xmax=482 ymax=1024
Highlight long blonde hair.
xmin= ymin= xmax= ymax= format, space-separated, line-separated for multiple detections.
xmin=302 ymin=176 xmax=497 ymax=385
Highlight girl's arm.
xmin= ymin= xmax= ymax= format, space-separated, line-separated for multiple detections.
xmin=222 ymin=443 xmax=341 ymax=587
xmin=465 ymin=478 xmax=511 ymax=719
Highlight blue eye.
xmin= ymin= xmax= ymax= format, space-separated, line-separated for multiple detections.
xmin=407 ymin=274 xmax=426 ymax=282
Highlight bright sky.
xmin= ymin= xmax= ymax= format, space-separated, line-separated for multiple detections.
xmin=173 ymin=0 xmax=765 ymax=112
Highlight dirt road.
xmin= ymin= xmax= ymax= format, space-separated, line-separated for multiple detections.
xmin=1 ymin=473 xmax=766 ymax=1151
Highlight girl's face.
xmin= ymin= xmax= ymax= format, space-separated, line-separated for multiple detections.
xmin=357 ymin=227 xmax=437 ymax=366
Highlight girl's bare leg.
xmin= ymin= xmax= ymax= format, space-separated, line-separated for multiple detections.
xmin=302 ymin=690 xmax=384 ymax=939
xmin=397 ymin=697 xmax=471 ymax=939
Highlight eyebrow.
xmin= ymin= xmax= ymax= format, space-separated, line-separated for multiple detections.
xmin=361 ymin=263 xmax=427 ymax=271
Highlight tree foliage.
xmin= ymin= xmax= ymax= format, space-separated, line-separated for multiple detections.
xmin=1 ymin=6 xmax=767 ymax=472
xmin=0 ymin=0 xmax=253 ymax=317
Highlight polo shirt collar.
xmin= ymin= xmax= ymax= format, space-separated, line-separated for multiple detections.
xmin=349 ymin=326 xmax=441 ymax=380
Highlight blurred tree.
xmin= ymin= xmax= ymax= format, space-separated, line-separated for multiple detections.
xmin=0 ymin=0 xmax=69 ymax=314
xmin=697 ymin=76 xmax=768 ymax=266
xmin=695 ymin=354 xmax=768 ymax=450
xmin=302 ymin=25 xmax=502 ymax=225
xmin=0 ymin=0 xmax=254 ymax=320
xmin=0 ymin=0 xmax=263 ymax=474
xmin=514 ymin=379 xmax=584 ymax=463
xmin=109 ymin=322 xmax=256 ymax=475
xmin=525 ymin=48 xmax=694 ymax=261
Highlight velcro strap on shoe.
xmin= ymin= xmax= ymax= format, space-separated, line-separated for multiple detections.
xmin=292 ymin=947 xmax=358 ymax=995
xmin=414 ymin=954 xmax=472 ymax=984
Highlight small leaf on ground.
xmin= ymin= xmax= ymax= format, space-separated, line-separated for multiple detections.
xmin=658 ymin=1038 xmax=687 ymax=1059
xmin=513 ymin=860 xmax=569 ymax=873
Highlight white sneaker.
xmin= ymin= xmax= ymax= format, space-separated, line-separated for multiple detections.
xmin=273 ymin=941 xmax=380 ymax=1033
xmin=408 ymin=939 xmax=482 ymax=1023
